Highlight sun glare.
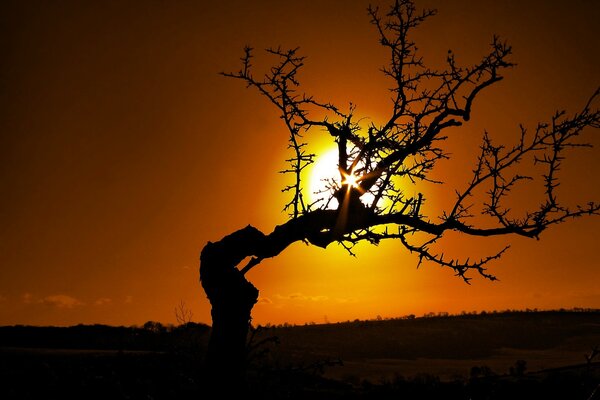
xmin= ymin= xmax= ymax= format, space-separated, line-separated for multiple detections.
xmin=342 ymin=172 xmax=360 ymax=189
xmin=305 ymin=147 xmax=398 ymax=209
xmin=308 ymin=147 xmax=379 ymax=209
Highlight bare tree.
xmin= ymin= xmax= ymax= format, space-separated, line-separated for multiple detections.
xmin=174 ymin=300 xmax=194 ymax=326
xmin=200 ymin=0 xmax=599 ymax=388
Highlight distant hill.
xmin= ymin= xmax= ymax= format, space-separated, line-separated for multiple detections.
xmin=252 ymin=309 xmax=600 ymax=381
xmin=258 ymin=309 xmax=600 ymax=359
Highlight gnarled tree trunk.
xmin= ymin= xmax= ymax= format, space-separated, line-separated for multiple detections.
xmin=200 ymin=226 xmax=264 ymax=388
xmin=199 ymin=208 xmax=368 ymax=388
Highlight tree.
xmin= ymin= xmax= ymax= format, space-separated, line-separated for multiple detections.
xmin=174 ymin=300 xmax=194 ymax=326
xmin=199 ymin=0 xmax=599 ymax=388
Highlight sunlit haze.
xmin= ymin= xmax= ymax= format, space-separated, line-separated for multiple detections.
xmin=308 ymin=147 xmax=340 ymax=209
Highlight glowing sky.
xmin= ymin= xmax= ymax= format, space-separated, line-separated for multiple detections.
xmin=1 ymin=0 xmax=599 ymax=326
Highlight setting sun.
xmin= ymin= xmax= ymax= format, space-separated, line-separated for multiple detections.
xmin=308 ymin=146 xmax=387 ymax=210
xmin=308 ymin=147 xmax=340 ymax=209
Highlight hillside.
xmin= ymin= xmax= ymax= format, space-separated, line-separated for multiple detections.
xmin=253 ymin=310 xmax=600 ymax=381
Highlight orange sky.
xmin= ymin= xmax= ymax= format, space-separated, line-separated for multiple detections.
xmin=1 ymin=0 xmax=599 ymax=327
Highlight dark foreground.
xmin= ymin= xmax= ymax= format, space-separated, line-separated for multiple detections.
xmin=1 ymin=310 xmax=599 ymax=399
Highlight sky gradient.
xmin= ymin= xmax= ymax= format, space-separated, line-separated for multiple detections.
xmin=1 ymin=0 xmax=599 ymax=327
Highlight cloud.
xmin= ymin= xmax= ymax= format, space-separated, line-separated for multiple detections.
xmin=23 ymin=292 xmax=34 ymax=304
xmin=257 ymin=297 xmax=273 ymax=305
xmin=94 ymin=297 xmax=112 ymax=306
xmin=40 ymin=294 xmax=84 ymax=309
xmin=276 ymin=293 xmax=328 ymax=302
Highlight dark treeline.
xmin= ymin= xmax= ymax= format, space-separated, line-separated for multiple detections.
xmin=1 ymin=309 xmax=598 ymax=354
xmin=0 ymin=322 xmax=210 ymax=352
xmin=262 ymin=307 xmax=600 ymax=328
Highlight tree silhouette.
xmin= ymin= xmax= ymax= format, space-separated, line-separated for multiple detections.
xmin=200 ymin=0 xmax=599 ymax=388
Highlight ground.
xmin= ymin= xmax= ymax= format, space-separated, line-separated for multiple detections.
xmin=1 ymin=310 xmax=599 ymax=399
